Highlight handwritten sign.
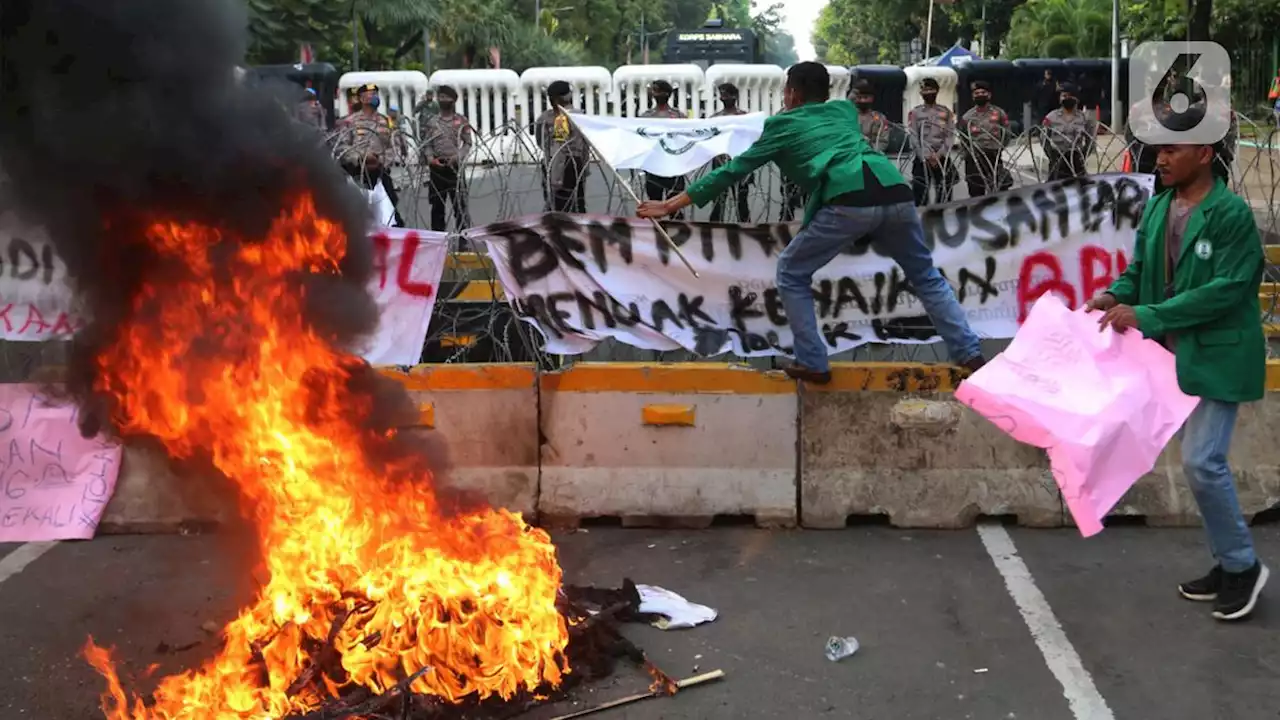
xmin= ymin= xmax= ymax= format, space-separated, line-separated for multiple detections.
xmin=0 ymin=384 xmax=122 ymax=541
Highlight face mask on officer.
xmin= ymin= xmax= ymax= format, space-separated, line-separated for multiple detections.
xmin=1061 ymin=95 xmax=1078 ymax=110
xmin=438 ymin=96 xmax=456 ymax=112
xmin=854 ymin=94 xmax=874 ymax=111
xmin=921 ymin=87 xmax=938 ymax=104
xmin=973 ymin=91 xmax=990 ymax=106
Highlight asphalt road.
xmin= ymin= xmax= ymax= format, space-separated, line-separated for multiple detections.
xmin=3 ymin=525 xmax=1279 ymax=719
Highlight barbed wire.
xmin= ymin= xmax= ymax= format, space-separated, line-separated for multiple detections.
xmin=4 ymin=112 xmax=1279 ymax=380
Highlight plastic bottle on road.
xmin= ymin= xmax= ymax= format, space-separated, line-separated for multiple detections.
xmin=824 ymin=636 xmax=859 ymax=662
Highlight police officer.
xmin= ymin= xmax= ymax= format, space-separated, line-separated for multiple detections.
xmin=295 ymin=87 xmax=326 ymax=133
xmin=419 ymin=85 xmax=474 ymax=232
xmin=850 ymin=79 xmax=892 ymax=154
xmin=534 ymin=80 xmax=590 ymax=213
xmin=1125 ymin=97 xmax=1168 ymax=192
xmin=640 ymin=80 xmax=687 ymax=219
xmin=960 ymin=80 xmax=1011 ymax=197
xmin=908 ymin=77 xmax=957 ymax=205
xmin=709 ymin=83 xmax=752 ymax=223
xmin=335 ymin=82 xmax=404 ymax=226
xmin=1041 ymin=82 xmax=1096 ymax=181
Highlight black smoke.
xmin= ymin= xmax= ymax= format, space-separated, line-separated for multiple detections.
xmin=0 ymin=0 xmax=422 ymax=437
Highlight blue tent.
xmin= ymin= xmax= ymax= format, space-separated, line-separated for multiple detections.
xmin=935 ymin=44 xmax=978 ymax=67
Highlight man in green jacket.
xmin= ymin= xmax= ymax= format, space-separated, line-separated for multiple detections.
xmin=1086 ymin=119 xmax=1268 ymax=622
xmin=637 ymin=62 xmax=985 ymax=383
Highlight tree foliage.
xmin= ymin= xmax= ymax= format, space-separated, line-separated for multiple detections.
xmin=1002 ymin=0 xmax=1110 ymax=58
xmin=244 ymin=0 xmax=801 ymax=72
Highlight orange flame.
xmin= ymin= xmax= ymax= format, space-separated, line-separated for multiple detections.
xmin=84 ymin=196 xmax=568 ymax=718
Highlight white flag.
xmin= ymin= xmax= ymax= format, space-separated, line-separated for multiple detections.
xmin=569 ymin=113 xmax=767 ymax=176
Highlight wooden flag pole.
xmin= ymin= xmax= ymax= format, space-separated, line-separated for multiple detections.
xmin=556 ymin=107 xmax=699 ymax=278
xmin=548 ymin=669 xmax=726 ymax=720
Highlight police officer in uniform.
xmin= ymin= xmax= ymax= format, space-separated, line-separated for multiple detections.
xmin=419 ymin=85 xmax=474 ymax=232
xmin=1126 ymin=97 xmax=1168 ymax=192
xmin=850 ymin=79 xmax=892 ymax=154
xmin=960 ymin=80 xmax=1012 ymax=197
xmin=295 ymin=87 xmax=326 ymax=133
xmin=709 ymin=83 xmax=752 ymax=223
xmin=908 ymin=77 xmax=957 ymax=205
xmin=335 ymin=82 xmax=404 ymax=226
xmin=1041 ymin=82 xmax=1096 ymax=181
xmin=640 ymin=80 xmax=688 ymax=219
xmin=534 ymin=80 xmax=590 ymax=213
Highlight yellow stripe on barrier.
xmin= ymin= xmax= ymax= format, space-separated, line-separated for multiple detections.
xmin=379 ymin=363 xmax=536 ymax=391
xmin=807 ymin=362 xmax=965 ymax=393
xmin=540 ymin=363 xmax=795 ymax=394
xmin=642 ymin=404 xmax=696 ymax=426
xmin=446 ymin=252 xmax=495 ymax=271
xmin=439 ymin=334 xmax=478 ymax=348
xmin=452 ymin=281 xmax=504 ymax=302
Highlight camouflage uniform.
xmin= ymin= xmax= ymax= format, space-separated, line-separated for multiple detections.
xmin=420 ymin=111 xmax=474 ymax=232
xmin=907 ymin=102 xmax=958 ymax=206
xmin=1041 ymin=108 xmax=1097 ymax=180
xmin=640 ymin=105 xmax=688 ymax=219
xmin=535 ymin=106 xmax=591 ymax=213
xmin=709 ymin=106 xmax=752 ymax=223
xmin=857 ymin=108 xmax=892 ymax=154
xmin=960 ymin=103 xmax=1012 ymax=197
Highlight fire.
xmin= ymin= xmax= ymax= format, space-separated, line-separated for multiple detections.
xmin=82 ymin=196 xmax=568 ymax=718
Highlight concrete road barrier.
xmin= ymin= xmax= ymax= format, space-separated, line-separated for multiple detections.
xmin=50 ymin=359 xmax=1280 ymax=534
xmin=383 ymin=363 xmax=540 ymax=518
xmin=538 ymin=363 xmax=798 ymax=528
xmin=800 ymin=364 xmax=1063 ymax=529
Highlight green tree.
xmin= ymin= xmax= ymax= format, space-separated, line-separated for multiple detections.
xmin=812 ymin=0 xmax=961 ymax=64
xmin=1002 ymin=0 xmax=1110 ymax=58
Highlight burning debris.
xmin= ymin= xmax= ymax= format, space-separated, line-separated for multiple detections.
xmin=0 ymin=1 xmax=703 ymax=718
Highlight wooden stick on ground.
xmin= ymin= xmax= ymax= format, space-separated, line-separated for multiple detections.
xmin=555 ymin=107 xmax=700 ymax=278
xmin=548 ymin=669 xmax=726 ymax=720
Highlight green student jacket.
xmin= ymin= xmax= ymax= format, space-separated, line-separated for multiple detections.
xmin=1106 ymin=179 xmax=1266 ymax=403
xmin=685 ymin=100 xmax=907 ymax=227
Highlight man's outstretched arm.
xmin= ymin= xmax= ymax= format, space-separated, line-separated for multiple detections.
xmin=639 ymin=117 xmax=785 ymax=218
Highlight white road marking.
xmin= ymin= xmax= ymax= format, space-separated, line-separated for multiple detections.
xmin=0 ymin=541 xmax=58 ymax=586
xmin=977 ymin=524 xmax=1116 ymax=720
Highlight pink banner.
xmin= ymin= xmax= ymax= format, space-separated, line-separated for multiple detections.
xmin=956 ymin=295 xmax=1199 ymax=537
xmin=0 ymin=385 xmax=122 ymax=541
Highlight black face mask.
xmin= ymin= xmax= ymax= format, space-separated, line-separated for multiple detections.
xmin=973 ymin=95 xmax=989 ymax=106
xmin=855 ymin=100 xmax=873 ymax=110
xmin=654 ymin=94 xmax=671 ymax=106
xmin=439 ymin=99 xmax=456 ymax=111
xmin=1061 ymin=98 xmax=1078 ymax=109
xmin=922 ymin=92 xmax=937 ymax=103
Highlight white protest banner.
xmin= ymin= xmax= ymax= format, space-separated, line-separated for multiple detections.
xmin=0 ymin=217 xmax=83 ymax=341
xmin=471 ymin=173 xmax=1155 ymax=357
xmin=0 ymin=384 xmax=122 ymax=541
xmin=0 ymin=221 xmax=448 ymax=366
xmin=568 ymin=112 xmax=767 ymax=177
xmin=363 ymin=228 xmax=449 ymax=365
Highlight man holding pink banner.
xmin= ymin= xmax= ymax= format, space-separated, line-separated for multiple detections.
xmin=1084 ymin=113 xmax=1268 ymax=622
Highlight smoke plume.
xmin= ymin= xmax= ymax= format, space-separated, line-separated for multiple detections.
xmin=0 ymin=0 xmax=422 ymax=436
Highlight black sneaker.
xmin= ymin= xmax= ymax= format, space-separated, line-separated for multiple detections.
xmin=1212 ymin=562 xmax=1270 ymax=621
xmin=1178 ymin=566 xmax=1222 ymax=602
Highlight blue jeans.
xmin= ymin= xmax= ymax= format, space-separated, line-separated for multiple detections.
xmin=775 ymin=202 xmax=983 ymax=373
xmin=1181 ymin=398 xmax=1257 ymax=573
